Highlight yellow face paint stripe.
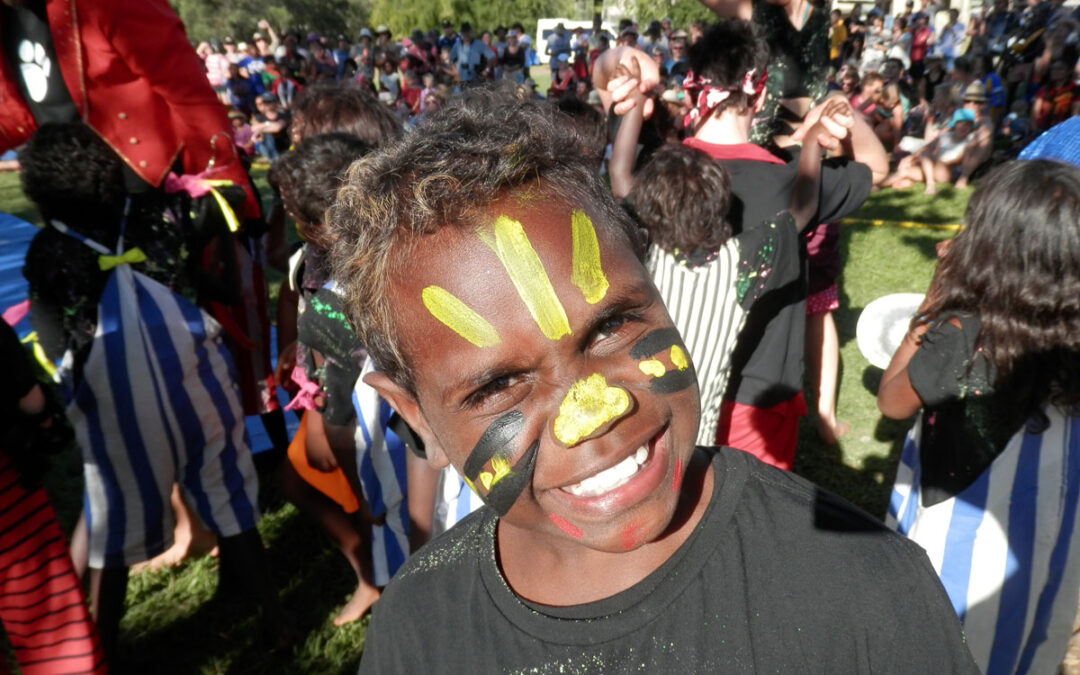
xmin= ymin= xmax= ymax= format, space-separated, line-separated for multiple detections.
xmin=483 ymin=216 xmax=572 ymax=341
xmin=638 ymin=360 xmax=667 ymax=377
xmin=570 ymin=210 xmax=609 ymax=305
xmin=421 ymin=285 xmax=502 ymax=348
xmin=478 ymin=455 xmax=513 ymax=491
xmin=670 ymin=345 xmax=689 ymax=371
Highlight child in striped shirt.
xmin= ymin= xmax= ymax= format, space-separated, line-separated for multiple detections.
xmin=610 ymin=60 xmax=853 ymax=448
xmin=19 ymin=122 xmax=283 ymax=659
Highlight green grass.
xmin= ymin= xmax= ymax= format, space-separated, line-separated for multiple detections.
xmin=0 ymin=169 xmax=970 ymax=673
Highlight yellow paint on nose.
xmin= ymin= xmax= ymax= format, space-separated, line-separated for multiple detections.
xmin=670 ymin=345 xmax=689 ymax=371
xmin=570 ymin=209 xmax=609 ymax=304
xmin=553 ymin=373 xmax=631 ymax=447
xmin=638 ymin=360 xmax=667 ymax=378
xmin=481 ymin=216 xmax=572 ymax=341
xmin=421 ymin=286 xmax=502 ymax=348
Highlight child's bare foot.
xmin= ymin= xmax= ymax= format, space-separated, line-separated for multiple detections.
xmin=923 ymin=185 xmax=937 ymax=196
xmin=333 ymin=583 xmax=381 ymax=626
xmin=816 ymin=417 xmax=851 ymax=446
xmin=131 ymin=525 xmax=218 ymax=574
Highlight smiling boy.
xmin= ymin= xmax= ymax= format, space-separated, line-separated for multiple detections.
xmin=330 ymin=89 xmax=977 ymax=672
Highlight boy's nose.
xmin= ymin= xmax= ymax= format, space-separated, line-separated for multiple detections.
xmin=552 ymin=373 xmax=632 ymax=448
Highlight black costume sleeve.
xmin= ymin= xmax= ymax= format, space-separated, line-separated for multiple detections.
xmin=817 ymin=158 xmax=873 ymax=225
xmin=908 ymin=315 xmax=981 ymax=408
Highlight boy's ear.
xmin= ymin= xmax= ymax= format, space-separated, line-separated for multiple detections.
xmin=363 ymin=370 xmax=451 ymax=469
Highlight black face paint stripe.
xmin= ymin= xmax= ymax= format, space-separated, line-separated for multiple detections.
xmin=648 ymin=368 xmax=696 ymax=393
xmin=463 ymin=410 xmax=525 ymax=480
xmin=483 ymin=440 xmax=539 ymax=517
xmin=630 ymin=327 xmax=684 ymax=360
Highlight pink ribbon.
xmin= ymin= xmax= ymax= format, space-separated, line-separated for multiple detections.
xmin=2 ymin=300 xmax=30 ymax=327
xmin=164 ymin=172 xmax=213 ymax=198
xmin=284 ymin=365 xmax=322 ymax=412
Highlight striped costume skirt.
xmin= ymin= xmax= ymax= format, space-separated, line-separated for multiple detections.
xmin=887 ymin=407 xmax=1080 ymax=674
xmin=67 ymin=266 xmax=259 ymax=569
xmin=353 ymin=361 xmax=410 ymax=586
xmin=432 ymin=467 xmax=485 ymax=540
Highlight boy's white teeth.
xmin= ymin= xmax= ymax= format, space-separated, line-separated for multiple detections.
xmin=563 ymin=446 xmax=649 ymax=498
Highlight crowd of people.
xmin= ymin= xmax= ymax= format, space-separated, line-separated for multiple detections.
xmin=1 ymin=0 xmax=1080 ymax=673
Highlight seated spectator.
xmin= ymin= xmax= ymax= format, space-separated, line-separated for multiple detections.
xmin=887 ymin=17 xmax=912 ymax=70
xmin=229 ymin=109 xmax=255 ymax=156
xmin=252 ymin=93 xmax=290 ymax=161
xmin=308 ymin=39 xmax=339 ymax=81
xmin=882 ymin=108 xmax=976 ymax=194
xmin=1000 ymin=99 xmax=1035 ymax=151
xmin=871 ymin=83 xmax=904 ymax=147
xmin=831 ymin=9 xmax=849 ymax=68
xmin=953 ymin=81 xmax=995 ymax=189
xmin=973 ymin=53 xmax=1007 ymax=127
xmin=851 ymin=71 xmax=885 ymax=116
xmin=548 ymin=54 xmax=577 ymax=98
xmin=920 ymin=54 xmax=948 ymax=104
xmin=225 ymin=62 xmax=256 ymax=113
xmin=664 ymin=36 xmax=688 ymax=79
xmin=833 ymin=63 xmax=861 ymax=98
xmin=897 ymin=82 xmax=959 ymax=155
xmin=862 ymin=12 xmax=890 ymax=73
xmin=1033 ymin=59 xmax=1080 ymax=131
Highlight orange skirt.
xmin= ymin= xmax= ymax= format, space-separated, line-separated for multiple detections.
xmin=287 ymin=412 xmax=360 ymax=513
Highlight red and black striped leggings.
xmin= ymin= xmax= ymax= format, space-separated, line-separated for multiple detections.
xmin=0 ymin=454 xmax=106 ymax=674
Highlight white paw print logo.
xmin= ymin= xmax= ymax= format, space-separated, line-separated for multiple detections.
xmin=18 ymin=39 xmax=51 ymax=103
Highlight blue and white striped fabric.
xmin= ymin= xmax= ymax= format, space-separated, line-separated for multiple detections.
xmin=887 ymin=406 xmax=1080 ymax=675
xmin=57 ymin=225 xmax=258 ymax=569
xmin=353 ymin=359 xmax=410 ymax=586
xmin=432 ymin=467 xmax=485 ymax=539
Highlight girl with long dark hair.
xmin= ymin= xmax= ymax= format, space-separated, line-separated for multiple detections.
xmin=880 ymin=159 xmax=1080 ymax=675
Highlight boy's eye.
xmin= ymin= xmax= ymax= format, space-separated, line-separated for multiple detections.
xmin=465 ymin=373 xmax=522 ymax=409
xmin=591 ymin=312 xmax=641 ymax=346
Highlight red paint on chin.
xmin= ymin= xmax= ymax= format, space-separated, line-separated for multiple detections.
xmin=548 ymin=513 xmax=584 ymax=539
xmin=621 ymin=522 xmax=644 ymax=551
xmin=672 ymin=457 xmax=683 ymax=492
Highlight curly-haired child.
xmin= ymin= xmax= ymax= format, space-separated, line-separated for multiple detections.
xmin=881 ymin=160 xmax=1080 ymax=674
xmin=328 ymin=85 xmax=976 ymax=672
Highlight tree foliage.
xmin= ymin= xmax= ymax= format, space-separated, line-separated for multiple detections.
xmin=169 ymin=0 xmax=372 ymax=43
xmin=368 ymin=0 xmax=576 ymax=39
xmin=625 ymin=0 xmax=717 ymax=28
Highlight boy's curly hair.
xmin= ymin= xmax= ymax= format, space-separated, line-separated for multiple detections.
xmin=268 ymin=133 xmax=372 ymax=250
xmin=554 ymin=97 xmax=607 ymax=167
xmin=290 ymin=81 xmax=403 ymax=146
xmin=626 ymin=144 xmax=733 ymax=254
xmin=920 ymin=159 xmax=1080 ymax=411
xmin=687 ymin=20 xmax=769 ymax=116
xmin=328 ymin=85 xmax=639 ymax=392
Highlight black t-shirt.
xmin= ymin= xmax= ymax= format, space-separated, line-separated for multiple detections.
xmin=359 ymin=447 xmax=978 ymax=673
xmin=721 ymin=150 xmax=872 ymax=407
xmin=1 ymin=3 xmax=78 ymax=125
xmin=907 ymin=315 xmax=1032 ymax=507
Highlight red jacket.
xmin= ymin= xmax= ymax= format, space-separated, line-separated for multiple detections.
xmin=0 ymin=0 xmax=258 ymax=216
